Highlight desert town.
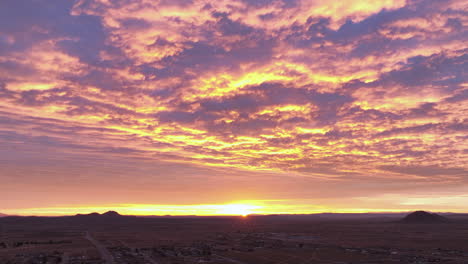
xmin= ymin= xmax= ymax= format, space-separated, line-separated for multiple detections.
xmin=1 ymin=211 xmax=468 ymax=264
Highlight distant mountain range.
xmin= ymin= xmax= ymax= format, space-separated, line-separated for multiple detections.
xmin=75 ymin=211 xmax=122 ymax=217
xmin=1 ymin=211 xmax=467 ymax=221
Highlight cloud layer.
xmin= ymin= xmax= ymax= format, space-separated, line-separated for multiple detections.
xmin=1 ymin=0 xmax=467 ymax=213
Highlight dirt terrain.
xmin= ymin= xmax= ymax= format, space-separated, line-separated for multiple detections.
xmin=1 ymin=213 xmax=468 ymax=263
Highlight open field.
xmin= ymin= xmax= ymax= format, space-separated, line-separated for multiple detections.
xmin=1 ymin=214 xmax=468 ymax=263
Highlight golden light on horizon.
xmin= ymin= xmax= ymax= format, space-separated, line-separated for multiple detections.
xmin=3 ymin=194 xmax=468 ymax=217
xmin=215 ymin=203 xmax=262 ymax=216
xmin=0 ymin=202 xmax=265 ymax=217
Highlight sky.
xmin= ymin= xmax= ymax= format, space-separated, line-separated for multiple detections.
xmin=0 ymin=0 xmax=467 ymax=216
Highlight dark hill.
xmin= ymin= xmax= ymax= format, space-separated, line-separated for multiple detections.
xmin=73 ymin=211 xmax=123 ymax=219
xmin=401 ymin=211 xmax=448 ymax=223
xmin=75 ymin=211 xmax=122 ymax=217
xmin=65 ymin=211 xmax=136 ymax=224
xmin=74 ymin=212 xmax=100 ymax=217
xmin=102 ymin=211 xmax=121 ymax=217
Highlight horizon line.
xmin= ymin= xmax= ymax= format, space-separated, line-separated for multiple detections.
xmin=2 ymin=210 xmax=466 ymax=218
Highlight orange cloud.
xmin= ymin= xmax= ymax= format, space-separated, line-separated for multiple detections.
xmin=0 ymin=0 xmax=466 ymax=214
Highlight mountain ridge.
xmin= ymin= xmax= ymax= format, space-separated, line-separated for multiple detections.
xmin=401 ymin=211 xmax=448 ymax=223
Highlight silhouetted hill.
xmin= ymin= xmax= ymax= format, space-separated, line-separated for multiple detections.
xmin=74 ymin=211 xmax=123 ymax=218
xmin=63 ymin=211 xmax=136 ymax=224
xmin=401 ymin=211 xmax=448 ymax=223
xmin=0 ymin=213 xmax=7 ymax=217
xmin=75 ymin=212 xmax=100 ymax=217
xmin=102 ymin=211 xmax=121 ymax=217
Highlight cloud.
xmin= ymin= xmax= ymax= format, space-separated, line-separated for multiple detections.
xmin=0 ymin=0 xmax=467 ymax=211
xmin=379 ymin=165 xmax=468 ymax=177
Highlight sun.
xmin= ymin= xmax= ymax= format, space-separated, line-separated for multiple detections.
xmin=216 ymin=204 xmax=260 ymax=216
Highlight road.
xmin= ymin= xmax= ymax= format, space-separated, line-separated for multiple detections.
xmin=84 ymin=231 xmax=115 ymax=264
